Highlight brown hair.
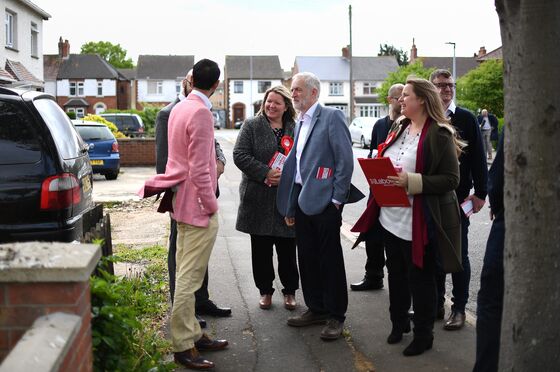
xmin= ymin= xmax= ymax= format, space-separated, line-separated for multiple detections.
xmin=405 ymin=77 xmax=465 ymax=154
xmin=257 ymin=85 xmax=296 ymax=125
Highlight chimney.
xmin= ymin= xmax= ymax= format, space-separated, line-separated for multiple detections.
xmin=478 ymin=46 xmax=487 ymax=57
xmin=342 ymin=45 xmax=350 ymax=60
xmin=58 ymin=37 xmax=64 ymax=58
xmin=61 ymin=39 xmax=70 ymax=59
xmin=410 ymin=38 xmax=417 ymax=61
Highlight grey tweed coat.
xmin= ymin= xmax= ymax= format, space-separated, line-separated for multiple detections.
xmin=233 ymin=115 xmax=295 ymax=237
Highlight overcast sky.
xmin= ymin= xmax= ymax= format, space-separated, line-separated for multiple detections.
xmin=34 ymin=0 xmax=502 ymax=70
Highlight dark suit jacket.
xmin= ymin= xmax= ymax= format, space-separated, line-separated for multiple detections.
xmin=451 ymin=106 xmax=488 ymax=202
xmin=367 ymin=115 xmax=392 ymax=158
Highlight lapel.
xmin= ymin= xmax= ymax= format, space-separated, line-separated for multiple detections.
xmin=300 ymin=104 xmax=321 ymax=154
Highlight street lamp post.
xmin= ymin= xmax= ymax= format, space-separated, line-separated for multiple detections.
xmin=445 ymin=42 xmax=456 ymax=103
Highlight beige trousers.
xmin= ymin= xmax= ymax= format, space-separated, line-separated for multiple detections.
xmin=170 ymin=213 xmax=219 ymax=352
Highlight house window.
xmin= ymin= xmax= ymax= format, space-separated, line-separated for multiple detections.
xmin=67 ymin=107 xmax=85 ymax=118
xmin=148 ymin=80 xmax=163 ymax=95
xmin=69 ymin=82 xmax=84 ymax=97
xmin=5 ymin=10 xmax=16 ymax=48
xmin=362 ymin=82 xmax=376 ymax=95
xmin=329 ymin=82 xmax=343 ymax=96
xmin=327 ymin=104 xmax=347 ymax=114
xmin=30 ymin=22 xmax=38 ymax=56
xmin=258 ymin=81 xmax=271 ymax=93
xmin=97 ymin=81 xmax=103 ymax=96
xmin=359 ymin=105 xmax=382 ymax=117
xmin=176 ymin=80 xmax=182 ymax=95
xmin=234 ymin=81 xmax=243 ymax=94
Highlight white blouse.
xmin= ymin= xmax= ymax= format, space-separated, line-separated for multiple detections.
xmin=379 ymin=127 xmax=419 ymax=241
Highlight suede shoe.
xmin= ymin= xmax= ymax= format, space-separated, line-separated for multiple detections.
xmin=195 ymin=333 xmax=229 ymax=351
xmin=287 ymin=309 xmax=329 ymax=327
xmin=444 ymin=310 xmax=466 ymax=330
xmin=196 ymin=300 xmax=232 ymax=317
xmin=350 ymin=276 xmax=383 ymax=291
xmin=320 ymin=319 xmax=344 ymax=340
xmin=174 ymin=348 xmax=214 ymax=369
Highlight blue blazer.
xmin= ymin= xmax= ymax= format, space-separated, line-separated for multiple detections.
xmin=276 ymin=104 xmax=353 ymax=217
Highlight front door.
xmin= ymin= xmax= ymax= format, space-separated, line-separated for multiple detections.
xmin=232 ymin=103 xmax=245 ymax=126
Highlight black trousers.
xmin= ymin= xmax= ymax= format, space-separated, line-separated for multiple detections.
xmin=168 ymin=218 xmax=210 ymax=306
xmin=382 ymin=225 xmax=436 ymax=339
xmin=250 ymin=234 xmax=299 ymax=296
xmin=364 ymin=220 xmax=386 ymax=280
xmin=295 ymin=203 xmax=348 ymax=322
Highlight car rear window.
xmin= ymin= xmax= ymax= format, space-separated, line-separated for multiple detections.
xmin=33 ymin=98 xmax=84 ymax=160
xmin=0 ymin=100 xmax=42 ymax=165
xmin=75 ymin=126 xmax=114 ymax=141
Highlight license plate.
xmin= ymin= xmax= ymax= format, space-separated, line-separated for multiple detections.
xmin=90 ymin=160 xmax=104 ymax=165
xmin=82 ymin=175 xmax=92 ymax=193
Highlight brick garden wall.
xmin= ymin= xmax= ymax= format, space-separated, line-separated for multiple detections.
xmin=117 ymin=138 xmax=156 ymax=166
xmin=0 ymin=282 xmax=93 ymax=370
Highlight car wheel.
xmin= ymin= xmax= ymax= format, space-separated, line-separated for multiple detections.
xmin=105 ymin=169 xmax=119 ymax=180
xmin=360 ymin=136 xmax=367 ymax=149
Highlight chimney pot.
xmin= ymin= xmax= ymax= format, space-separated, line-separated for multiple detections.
xmin=478 ymin=46 xmax=487 ymax=57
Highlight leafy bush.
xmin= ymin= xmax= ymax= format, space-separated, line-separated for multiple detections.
xmin=82 ymin=114 xmax=126 ymax=138
xmin=376 ymin=60 xmax=435 ymax=105
xmin=66 ymin=111 xmax=77 ymax=119
xmin=91 ymin=246 xmax=175 ymax=372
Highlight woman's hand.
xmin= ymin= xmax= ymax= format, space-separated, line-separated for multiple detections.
xmin=265 ymin=168 xmax=281 ymax=186
xmin=387 ymin=172 xmax=408 ymax=189
xmin=285 ymin=217 xmax=295 ymax=226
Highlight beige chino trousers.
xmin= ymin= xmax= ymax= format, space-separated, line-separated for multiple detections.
xmin=170 ymin=213 xmax=219 ymax=352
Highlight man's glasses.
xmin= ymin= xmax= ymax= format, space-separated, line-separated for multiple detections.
xmin=434 ymin=83 xmax=456 ymax=89
xmin=389 ymin=96 xmax=400 ymax=101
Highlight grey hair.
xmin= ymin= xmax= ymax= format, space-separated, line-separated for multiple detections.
xmin=388 ymin=83 xmax=404 ymax=97
xmin=429 ymin=69 xmax=452 ymax=82
xmin=293 ymin=72 xmax=321 ymax=97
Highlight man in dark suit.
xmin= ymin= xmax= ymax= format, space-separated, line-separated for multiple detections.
xmin=431 ymin=69 xmax=488 ymax=330
xmin=155 ymin=69 xmax=231 ymax=326
xmin=351 ymin=83 xmax=404 ymax=291
xmin=277 ymin=72 xmax=354 ymax=341
xmin=473 ymin=131 xmax=505 ymax=372
xmin=477 ymin=109 xmax=499 ymax=159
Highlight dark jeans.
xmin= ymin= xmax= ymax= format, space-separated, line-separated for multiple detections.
xmin=295 ymin=203 xmax=348 ymax=322
xmin=168 ymin=218 xmax=210 ymax=306
xmin=382 ymin=225 xmax=437 ymax=339
xmin=250 ymin=235 xmax=299 ymax=295
xmin=364 ymin=220 xmax=386 ymax=280
xmin=473 ymin=216 xmax=504 ymax=372
xmin=437 ymin=213 xmax=470 ymax=313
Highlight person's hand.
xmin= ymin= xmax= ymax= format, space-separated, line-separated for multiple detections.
xmin=216 ymin=160 xmax=225 ymax=179
xmin=387 ymin=172 xmax=408 ymax=189
xmin=265 ymin=168 xmax=281 ymax=186
xmin=285 ymin=217 xmax=295 ymax=226
xmin=465 ymin=194 xmax=486 ymax=213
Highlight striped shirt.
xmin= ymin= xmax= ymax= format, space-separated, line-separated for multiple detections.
xmin=379 ymin=128 xmax=419 ymax=241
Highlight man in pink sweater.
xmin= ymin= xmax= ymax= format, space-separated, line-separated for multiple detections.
xmin=140 ymin=59 xmax=228 ymax=370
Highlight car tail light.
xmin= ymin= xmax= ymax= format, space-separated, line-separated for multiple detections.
xmin=111 ymin=141 xmax=119 ymax=153
xmin=138 ymin=127 xmax=144 ymax=133
xmin=40 ymin=173 xmax=81 ymax=210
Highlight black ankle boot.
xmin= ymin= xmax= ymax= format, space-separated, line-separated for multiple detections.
xmin=403 ymin=336 xmax=433 ymax=356
xmin=387 ymin=321 xmax=411 ymax=344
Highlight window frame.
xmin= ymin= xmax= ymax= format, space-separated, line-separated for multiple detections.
xmin=30 ymin=21 xmax=38 ymax=57
xmin=233 ymin=81 xmax=243 ymax=94
xmin=257 ymin=80 xmax=271 ymax=94
xmin=329 ymin=82 xmax=343 ymax=96
xmin=97 ymin=80 xmax=103 ymax=96
xmin=147 ymin=80 xmax=163 ymax=95
xmin=5 ymin=10 xmax=16 ymax=49
xmin=362 ymin=82 xmax=376 ymax=95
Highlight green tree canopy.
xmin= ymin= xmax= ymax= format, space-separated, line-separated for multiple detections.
xmin=378 ymin=44 xmax=409 ymax=66
xmin=80 ymin=41 xmax=134 ymax=68
xmin=456 ymin=59 xmax=504 ymax=117
xmin=376 ymin=61 xmax=435 ymax=105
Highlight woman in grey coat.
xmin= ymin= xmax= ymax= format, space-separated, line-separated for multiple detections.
xmin=233 ymin=85 xmax=299 ymax=311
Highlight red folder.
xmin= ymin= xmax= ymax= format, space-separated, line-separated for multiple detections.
xmin=358 ymin=158 xmax=411 ymax=207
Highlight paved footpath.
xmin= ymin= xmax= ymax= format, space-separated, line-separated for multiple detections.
xmin=174 ymin=133 xmax=477 ymax=372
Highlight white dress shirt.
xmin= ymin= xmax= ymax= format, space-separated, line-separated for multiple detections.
xmin=190 ymin=89 xmax=213 ymax=110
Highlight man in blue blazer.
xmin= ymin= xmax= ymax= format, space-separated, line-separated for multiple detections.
xmin=277 ymin=72 xmax=354 ymax=341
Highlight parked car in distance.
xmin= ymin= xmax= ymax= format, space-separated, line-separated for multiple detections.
xmin=212 ymin=111 xmax=220 ymax=129
xmin=349 ymin=117 xmax=378 ymax=149
xmin=234 ymin=119 xmax=244 ymax=129
xmin=0 ymin=87 xmax=95 ymax=243
xmin=72 ymin=120 xmax=120 ymax=180
xmin=99 ymin=113 xmax=144 ymax=137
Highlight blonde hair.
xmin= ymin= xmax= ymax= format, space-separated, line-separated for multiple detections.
xmin=405 ymin=77 xmax=465 ymax=154
xmin=257 ymin=85 xmax=296 ymax=125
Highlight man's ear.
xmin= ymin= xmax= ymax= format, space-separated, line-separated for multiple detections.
xmin=211 ymin=80 xmax=220 ymax=91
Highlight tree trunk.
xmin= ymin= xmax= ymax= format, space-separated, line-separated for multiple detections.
xmin=495 ymin=0 xmax=560 ymax=370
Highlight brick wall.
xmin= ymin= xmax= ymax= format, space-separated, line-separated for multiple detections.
xmin=0 ymin=282 xmax=92 ymax=370
xmin=56 ymin=95 xmax=118 ymax=115
xmin=117 ymin=138 xmax=156 ymax=166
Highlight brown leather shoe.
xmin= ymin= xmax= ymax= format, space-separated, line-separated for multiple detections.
xmin=320 ymin=319 xmax=344 ymax=340
xmin=444 ymin=310 xmax=466 ymax=330
xmin=195 ymin=333 xmax=229 ymax=351
xmin=259 ymin=294 xmax=272 ymax=309
xmin=284 ymin=294 xmax=296 ymax=310
xmin=174 ymin=348 xmax=214 ymax=369
xmin=287 ymin=309 xmax=329 ymax=327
